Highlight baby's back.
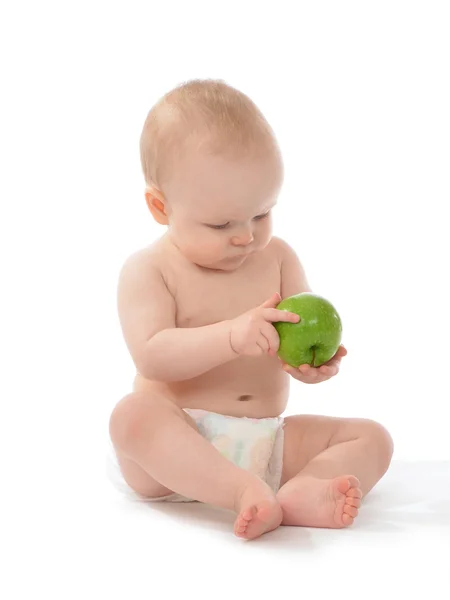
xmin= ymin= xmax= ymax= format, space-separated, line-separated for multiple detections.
xmin=131 ymin=235 xmax=291 ymax=417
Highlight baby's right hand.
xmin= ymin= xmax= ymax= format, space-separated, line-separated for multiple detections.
xmin=229 ymin=292 xmax=300 ymax=357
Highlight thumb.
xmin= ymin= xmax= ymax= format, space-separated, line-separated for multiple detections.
xmin=261 ymin=292 xmax=281 ymax=309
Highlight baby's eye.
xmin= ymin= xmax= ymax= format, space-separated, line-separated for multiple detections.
xmin=208 ymin=222 xmax=230 ymax=230
xmin=253 ymin=211 xmax=270 ymax=221
xmin=206 ymin=211 xmax=270 ymax=230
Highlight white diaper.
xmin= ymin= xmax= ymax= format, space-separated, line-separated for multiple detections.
xmin=107 ymin=408 xmax=285 ymax=503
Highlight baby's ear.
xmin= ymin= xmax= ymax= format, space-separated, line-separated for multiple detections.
xmin=145 ymin=186 xmax=169 ymax=225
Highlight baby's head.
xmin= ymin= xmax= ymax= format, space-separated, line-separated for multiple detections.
xmin=140 ymin=79 xmax=283 ymax=271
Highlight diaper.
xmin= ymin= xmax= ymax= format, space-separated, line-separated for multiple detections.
xmin=107 ymin=409 xmax=285 ymax=503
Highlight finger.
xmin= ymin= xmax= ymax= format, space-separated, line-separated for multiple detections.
xmin=325 ymin=346 xmax=346 ymax=366
xmin=285 ymin=367 xmax=322 ymax=383
xmin=261 ymin=324 xmax=280 ymax=354
xmin=258 ymin=333 xmax=271 ymax=353
xmin=260 ymin=292 xmax=281 ymax=309
xmin=325 ymin=357 xmax=340 ymax=372
xmin=260 ymin=330 xmax=277 ymax=355
xmin=325 ymin=351 xmax=343 ymax=367
xmin=298 ymin=366 xmax=318 ymax=380
xmin=264 ymin=308 xmax=300 ymax=323
xmin=256 ymin=339 xmax=268 ymax=355
xmin=319 ymin=365 xmax=337 ymax=377
xmin=283 ymin=364 xmax=307 ymax=383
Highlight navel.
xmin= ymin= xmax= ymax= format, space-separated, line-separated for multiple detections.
xmin=238 ymin=394 xmax=252 ymax=402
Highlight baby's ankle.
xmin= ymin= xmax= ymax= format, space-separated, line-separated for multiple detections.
xmin=233 ymin=476 xmax=278 ymax=514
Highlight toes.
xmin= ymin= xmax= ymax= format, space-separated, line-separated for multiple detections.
xmin=342 ymin=513 xmax=354 ymax=526
xmin=241 ymin=506 xmax=256 ymax=521
xmin=333 ymin=476 xmax=362 ymax=527
xmin=347 ymin=487 xmax=363 ymax=499
xmin=343 ymin=505 xmax=358 ymax=519
xmin=235 ymin=506 xmax=258 ymax=537
xmin=235 ymin=519 xmax=249 ymax=537
xmin=346 ymin=497 xmax=361 ymax=508
xmin=347 ymin=475 xmax=361 ymax=489
xmin=336 ymin=478 xmax=352 ymax=495
xmin=236 ymin=517 xmax=248 ymax=529
xmin=335 ymin=476 xmax=359 ymax=496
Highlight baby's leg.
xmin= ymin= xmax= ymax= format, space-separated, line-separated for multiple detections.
xmin=276 ymin=415 xmax=394 ymax=528
xmin=109 ymin=392 xmax=282 ymax=539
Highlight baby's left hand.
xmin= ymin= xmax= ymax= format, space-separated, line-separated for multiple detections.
xmin=280 ymin=345 xmax=347 ymax=384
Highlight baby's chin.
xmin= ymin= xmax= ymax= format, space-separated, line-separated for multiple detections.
xmin=197 ymin=253 xmax=251 ymax=271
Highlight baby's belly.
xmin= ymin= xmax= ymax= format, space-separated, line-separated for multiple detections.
xmin=133 ymin=355 xmax=290 ymax=418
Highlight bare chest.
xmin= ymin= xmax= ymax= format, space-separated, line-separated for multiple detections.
xmin=163 ymin=251 xmax=282 ymax=328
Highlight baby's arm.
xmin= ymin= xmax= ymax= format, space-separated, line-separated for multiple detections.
xmin=275 ymin=237 xmax=311 ymax=298
xmin=117 ymin=252 xmax=237 ymax=382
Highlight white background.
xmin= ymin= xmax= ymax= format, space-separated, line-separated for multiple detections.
xmin=2 ymin=1 xmax=449 ymax=598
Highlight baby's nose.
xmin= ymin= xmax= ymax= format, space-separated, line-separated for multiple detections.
xmin=231 ymin=229 xmax=254 ymax=246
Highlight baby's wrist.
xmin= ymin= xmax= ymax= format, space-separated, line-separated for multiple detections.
xmin=222 ymin=319 xmax=240 ymax=359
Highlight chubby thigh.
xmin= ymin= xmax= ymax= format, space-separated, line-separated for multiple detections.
xmin=110 ymin=393 xmax=200 ymax=499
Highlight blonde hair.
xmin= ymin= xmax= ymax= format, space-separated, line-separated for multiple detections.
xmin=139 ymin=79 xmax=280 ymax=189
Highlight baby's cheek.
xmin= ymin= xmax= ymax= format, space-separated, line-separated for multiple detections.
xmin=260 ymin=219 xmax=273 ymax=243
xmin=204 ymin=234 xmax=227 ymax=256
xmin=185 ymin=231 xmax=223 ymax=262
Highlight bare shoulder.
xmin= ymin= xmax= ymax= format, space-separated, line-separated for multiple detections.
xmin=118 ymin=239 xmax=166 ymax=285
xmin=268 ymin=236 xmax=299 ymax=264
xmin=269 ymin=236 xmax=311 ymax=297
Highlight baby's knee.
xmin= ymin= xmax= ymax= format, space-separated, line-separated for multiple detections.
xmin=109 ymin=391 xmax=176 ymax=449
xmin=360 ymin=419 xmax=394 ymax=466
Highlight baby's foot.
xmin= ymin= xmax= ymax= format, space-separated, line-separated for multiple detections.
xmin=234 ymin=481 xmax=283 ymax=540
xmin=277 ymin=475 xmax=362 ymax=528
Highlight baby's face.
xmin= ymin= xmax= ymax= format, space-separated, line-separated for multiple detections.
xmin=164 ymin=149 xmax=283 ymax=271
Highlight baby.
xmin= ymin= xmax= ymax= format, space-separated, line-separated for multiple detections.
xmin=109 ymin=79 xmax=394 ymax=540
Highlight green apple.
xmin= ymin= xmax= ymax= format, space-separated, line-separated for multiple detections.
xmin=274 ymin=293 xmax=342 ymax=367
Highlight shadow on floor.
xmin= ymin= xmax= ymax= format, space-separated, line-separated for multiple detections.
xmin=113 ymin=460 xmax=450 ymax=546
